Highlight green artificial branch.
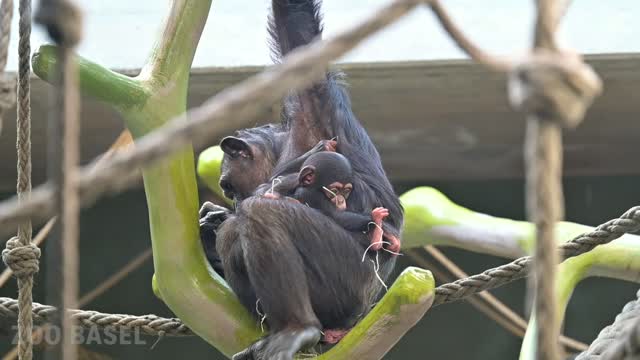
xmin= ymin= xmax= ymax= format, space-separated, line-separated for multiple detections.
xmin=198 ymin=146 xmax=228 ymax=204
xmin=32 ymin=44 xmax=149 ymax=109
xmin=327 ymin=267 xmax=435 ymax=359
xmin=519 ymin=240 xmax=640 ymax=359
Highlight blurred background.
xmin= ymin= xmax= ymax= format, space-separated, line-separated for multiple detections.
xmin=0 ymin=0 xmax=639 ymax=358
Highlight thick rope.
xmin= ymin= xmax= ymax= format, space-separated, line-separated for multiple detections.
xmin=0 ymin=0 xmax=15 ymax=136
xmin=35 ymin=1 xmax=82 ymax=359
xmin=527 ymin=2 xmax=565 ymax=358
xmin=0 ymin=297 xmax=194 ymax=337
xmin=509 ymin=1 xmax=601 ymax=358
xmin=433 ymin=206 xmax=640 ymax=306
xmin=0 ymin=0 xmax=12 ymax=71
xmin=525 ymin=116 xmax=564 ymax=360
xmin=576 ymin=289 xmax=640 ymax=360
xmin=1 ymin=1 xmax=37 ymax=359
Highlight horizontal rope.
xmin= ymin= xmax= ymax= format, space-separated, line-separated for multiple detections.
xmin=433 ymin=206 xmax=640 ymax=306
xmin=0 ymin=297 xmax=194 ymax=337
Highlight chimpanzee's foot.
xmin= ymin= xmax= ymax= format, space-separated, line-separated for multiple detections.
xmin=322 ymin=328 xmax=350 ymax=344
xmin=383 ymin=233 xmax=402 ymax=253
xmin=232 ymin=327 xmax=321 ymax=360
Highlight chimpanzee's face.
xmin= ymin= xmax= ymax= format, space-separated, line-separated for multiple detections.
xmin=219 ymin=136 xmax=273 ymax=201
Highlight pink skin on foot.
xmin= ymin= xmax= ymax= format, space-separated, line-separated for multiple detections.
xmin=383 ymin=233 xmax=401 ymax=253
xmin=322 ymin=328 xmax=350 ymax=344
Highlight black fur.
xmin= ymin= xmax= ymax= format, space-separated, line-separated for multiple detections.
xmin=200 ymin=1 xmax=403 ymax=359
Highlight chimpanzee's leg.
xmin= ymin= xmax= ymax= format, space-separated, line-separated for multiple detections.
xmin=216 ymin=214 xmax=259 ymax=317
xmin=240 ymin=199 xmax=323 ymax=331
xmin=231 ymin=198 xmax=379 ymax=360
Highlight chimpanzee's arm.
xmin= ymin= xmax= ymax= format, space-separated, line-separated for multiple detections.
xmin=328 ymin=210 xmax=374 ymax=233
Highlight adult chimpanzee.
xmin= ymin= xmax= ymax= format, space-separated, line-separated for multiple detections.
xmin=199 ymin=1 xmax=403 ymax=359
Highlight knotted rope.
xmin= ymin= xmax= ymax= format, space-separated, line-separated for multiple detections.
xmin=2 ymin=1 xmax=38 ymax=359
xmin=503 ymin=1 xmax=603 ymax=358
xmin=2 ymin=237 xmax=40 ymax=360
xmin=2 ymin=237 xmax=40 ymax=277
xmin=576 ymin=289 xmax=640 ymax=360
xmin=34 ymin=1 xmax=83 ymax=359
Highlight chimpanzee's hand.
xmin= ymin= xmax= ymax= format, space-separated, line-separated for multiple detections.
xmin=199 ymin=201 xmax=232 ymax=277
xmin=371 ymin=207 xmax=389 ymax=223
xmin=199 ymin=201 xmax=231 ymax=226
xmin=199 ymin=201 xmax=232 ymax=241
xmin=321 ymin=139 xmax=337 ymax=152
xmin=312 ymin=139 xmax=337 ymax=153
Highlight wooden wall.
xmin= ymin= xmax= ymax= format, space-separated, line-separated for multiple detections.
xmin=0 ymin=54 xmax=638 ymax=191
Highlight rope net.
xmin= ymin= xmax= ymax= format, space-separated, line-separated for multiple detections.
xmin=0 ymin=0 xmax=636 ymax=359
xmin=576 ymin=289 xmax=640 ymax=360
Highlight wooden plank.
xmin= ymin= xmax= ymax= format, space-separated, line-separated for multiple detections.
xmin=0 ymin=54 xmax=638 ymax=191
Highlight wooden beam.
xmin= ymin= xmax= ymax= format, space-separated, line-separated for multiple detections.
xmin=0 ymin=54 xmax=638 ymax=191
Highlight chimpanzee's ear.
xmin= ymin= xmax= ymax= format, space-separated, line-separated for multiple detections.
xmin=220 ymin=136 xmax=252 ymax=159
xmin=299 ymin=165 xmax=316 ymax=186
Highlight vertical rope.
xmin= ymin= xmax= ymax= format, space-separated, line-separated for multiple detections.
xmin=35 ymin=1 xmax=82 ymax=360
xmin=0 ymin=0 xmax=38 ymax=359
xmin=0 ymin=0 xmax=12 ymax=71
xmin=528 ymin=1 xmax=563 ymax=358
xmin=521 ymin=1 xmax=601 ymax=359
xmin=59 ymin=46 xmax=81 ymax=360
xmin=0 ymin=0 xmax=14 ymax=135
xmin=525 ymin=117 xmax=563 ymax=360
xmin=14 ymin=1 xmax=34 ymax=359
xmin=0 ymin=0 xmax=40 ymax=358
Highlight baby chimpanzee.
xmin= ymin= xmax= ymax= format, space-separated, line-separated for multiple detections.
xmin=257 ymin=151 xmax=400 ymax=253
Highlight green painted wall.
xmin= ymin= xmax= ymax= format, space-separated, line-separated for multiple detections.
xmin=1 ymin=175 xmax=638 ymax=359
